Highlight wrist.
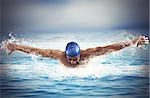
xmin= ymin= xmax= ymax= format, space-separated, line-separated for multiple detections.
xmin=132 ymin=38 xmax=138 ymax=45
xmin=15 ymin=44 xmax=19 ymax=50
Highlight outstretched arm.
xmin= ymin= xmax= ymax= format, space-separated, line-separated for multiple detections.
xmin=81 ymin=35 xmax=149 ymax=58
xmin=7 ymin=43 xmax=63 ymax=59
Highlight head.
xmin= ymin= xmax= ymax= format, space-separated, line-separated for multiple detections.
xmin=65 ymin=42 xmax=80 ymax=65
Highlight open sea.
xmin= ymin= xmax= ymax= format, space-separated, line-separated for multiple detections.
xmin=0 ymin=29 xmax=149 ymax=98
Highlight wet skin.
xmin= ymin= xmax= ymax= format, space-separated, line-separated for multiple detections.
xmin=6 ymin=35 xmax=149 ymax=68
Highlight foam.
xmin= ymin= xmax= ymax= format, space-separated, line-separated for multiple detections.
xmin=0 ymin=32 xmax=149 ymax=80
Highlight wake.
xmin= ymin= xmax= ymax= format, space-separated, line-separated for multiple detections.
xmin=31 ymin=56 xmax=148 ymax=79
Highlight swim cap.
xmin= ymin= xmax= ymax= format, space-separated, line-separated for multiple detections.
xmin=65 ymin=42 xmax=80 ymax=57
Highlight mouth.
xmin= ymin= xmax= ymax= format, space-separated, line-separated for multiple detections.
xmin=70 ymin=61 xmax=77 ymax=65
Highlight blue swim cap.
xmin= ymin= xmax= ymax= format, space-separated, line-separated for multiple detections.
xmin=65 ymin=42 xmax=80 ymax=57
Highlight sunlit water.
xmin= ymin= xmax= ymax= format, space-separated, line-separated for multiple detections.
xmin=0 ymin=30 xmax=149 ymax=98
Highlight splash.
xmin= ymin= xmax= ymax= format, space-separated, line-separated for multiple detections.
xmin=24 ymin=55 xmax=148 ymax=80
xmin=0 ymin=33 xmax=30 ymax=53
xmin=5 ymin=55 xmax=148 ymax=81
xmin=1 ymin=32 xmax=148 ymax=80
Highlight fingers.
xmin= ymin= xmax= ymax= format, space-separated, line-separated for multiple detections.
xmin=136 ymin=35 xmax=149 ymax=49
xmin=137 ymin=42 xmax=144 ymax=49
xmin=138 ymin=35 xmax=149 ymax=44
xmin=140 ymin=39 xmax=149 ymax=43
xmin=139 ymin=36 xmax=147 ymax=40
xmin=8 ymin=51 xmax=13 ymax=55
xmin=145 ymin=40 xmax=149 ymax=44
xmin=137 ymin=42 xmax=140 ymax=47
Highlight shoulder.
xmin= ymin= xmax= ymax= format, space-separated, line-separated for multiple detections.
xmin=80 ymin=46 xmax=103 ymax=59
xmin=81 ymin=47 xmax=103 ymax=55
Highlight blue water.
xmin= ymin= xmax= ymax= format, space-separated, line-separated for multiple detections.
xmin=0 ymin=30 xmax=149 ymax=98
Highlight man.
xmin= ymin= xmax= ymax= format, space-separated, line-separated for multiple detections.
xmin=7 ymin=35 xmax=149 ymax=68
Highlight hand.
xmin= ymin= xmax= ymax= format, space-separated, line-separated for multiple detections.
xmin=135 ymin=35 xmax=149 ymax=48
xmin=7 ymin=43 xmax=17 ymax=55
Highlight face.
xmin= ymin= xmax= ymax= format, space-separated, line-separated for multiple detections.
xmin=67 ymin=56 xmax=80 ymax=65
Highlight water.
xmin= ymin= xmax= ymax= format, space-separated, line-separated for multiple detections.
xmin=0 ymin=30 xmax=149 ymax=98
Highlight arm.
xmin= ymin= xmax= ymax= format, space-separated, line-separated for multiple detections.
xmin=7 ymin=43 xmax=63 ymax=59
xmin=81 ymin=35 xmax=149 ymax=58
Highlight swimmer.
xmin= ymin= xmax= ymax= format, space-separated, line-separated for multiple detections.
xmin=7 ymin=35 xmax=149 ymax=67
